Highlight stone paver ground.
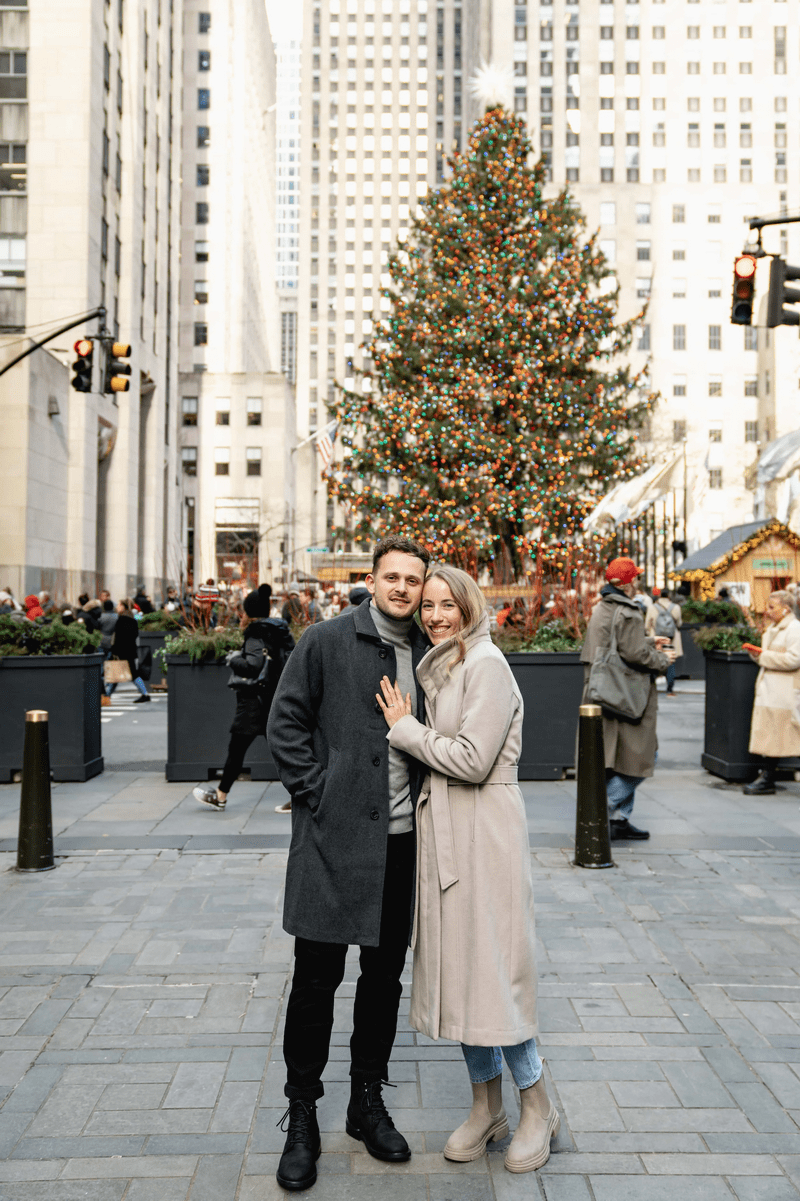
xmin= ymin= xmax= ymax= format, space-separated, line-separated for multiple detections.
xmin=0 ymin=683 xmax=798 ymax=1198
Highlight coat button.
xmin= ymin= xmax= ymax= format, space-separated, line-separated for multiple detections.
xmin=378 ymin=650 xmax=388 ymax=659
xmin=374 ymin=702 xmax=382 ymax=714
xmin=370 ymin=809 xmax=379 ymax=821
xmin=372 ymin=756 xmax=380 ymax=766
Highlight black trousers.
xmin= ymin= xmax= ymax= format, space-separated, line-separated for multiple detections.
xmin=219 ymin=732 xmax=260 ymax=793
xmin=283 ymin=831 xmax=415 ymax=1102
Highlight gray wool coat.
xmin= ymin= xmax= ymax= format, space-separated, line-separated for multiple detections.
xmin=267 ymin=601 xmax=430 ymax=946
xmin=580 ymin=588 xmax=670 ymax=779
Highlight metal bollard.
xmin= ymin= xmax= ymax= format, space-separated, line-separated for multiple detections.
xmin=574 ymin=704 xmax=614 ymax=870
xmin=16 ymin=710 xmax=56 ymax=873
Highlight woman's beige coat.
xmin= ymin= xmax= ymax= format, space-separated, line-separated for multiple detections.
xmin=748 ymin=612 xmax=800 ymax=757
xmin=388 ymin=613 xmax=537 ymax=1046
xmin=645 ymin=598 xmax=683 ymax=658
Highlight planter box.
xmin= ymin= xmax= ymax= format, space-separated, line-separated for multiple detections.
xmin=677 ymin=622 xmax=706 ymax=680
xmin=165 ymin=655 xmax=279 ymax=782
xmin=506 ymin=652 xmax=584 ymax=780
xmin=702 ymin=649 xmax=800 ymax=781
xmin=0 ymin=653 xmax=104 ymax=782
xmin=138 ymin=630 xmax=168 ymax=689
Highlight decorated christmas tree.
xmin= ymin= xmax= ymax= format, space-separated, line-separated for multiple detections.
xmin=330 ymin=107 xmax=652 ymax=578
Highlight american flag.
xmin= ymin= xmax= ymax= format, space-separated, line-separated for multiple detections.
xmin=315 ymin=420 xmax=338 ymax=473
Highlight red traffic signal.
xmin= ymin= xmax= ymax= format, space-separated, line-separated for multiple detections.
xmin=731 ymin=254 xmax=757 ymax=326
xmin=74 ymin=337 xmax=93 ymax=357
xmin=71 ymin=339 xmax=94 ymax=392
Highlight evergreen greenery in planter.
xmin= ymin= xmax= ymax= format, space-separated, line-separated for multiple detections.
xmin=138 ymin=610 xmax=185 ymax=632
xmin=493 ymin=619 xmax=582 ymax=655
xmin=692 ymin=624 xmax=761 ymax=654
xmin=0 ymin=615 xmax=101 ymax=657
xmin=681 ymin=599 xmax=744 ymax=625
xmin=158 ymin=626 xmax=244 ymax=669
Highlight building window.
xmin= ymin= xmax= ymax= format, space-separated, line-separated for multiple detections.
xmin=214 ymin=449 xmax=229 ymax=476
xmin=687 ymin=124 xmax=700 ymax=147
xmin=708 ymin=378 xmax=722 ymax=397
xmin=198 ymin=50 xmax=211 ymax=71
xmin=672 ymin=205 xmax=685 ymax=224
xmin=195 ymin=202 xmax=209 ymax=225
xmin=195 ymin=240 xmax=209 ymax=263
xmin=636 ymin=278 xmax=651 ymax=299
xmin=0 ymin=51 xmax=27 ymax=100
xmin=600 ymin=201 xmax=616 ymax=225
xmin=714 ymin=166 xmax=727 ymax=182
xmin=197 ymin=126 xmax=210 ymax=148
xmin=673 ymin=420 xmax=686 ymax=442
xmin=246 ymin=449 xmax=262 ymax=477
xmin=194 ymin=281 xmax=208 ymax=305
xmin=194 ymin=322 xmax=208 ymax=346
xmin=744 ymin=327 xmax=757 ymax=351
xmin=246 ymin=397 xmax=262 ymax=427
xmin=216 ymin=409 xmax=230 ymax=426
xmin=198 ymin=88 xmax=210 ymax=110
xmin=637 ymin=324 xmax=650 ymax=351
xmin=745 ymin=420 xmax=758 ymax=442
xmin=601 ymin=168 xmax=614 ymax=182
xmin=709 ymin=469 xmax=722 ymax=489
xmin=635 ymin=203 xmax=651 ymax=224
xmin=673 ymin=324 xmax=686 ymax=350
xmin=744 ymin=377 xmax=758 ymax=396
xmin=709 ymin=427 xmax=722 ymax=443
xmin=673 ymin=278 xmax=687 ymax=298
xmin=181 ymin=397 xmax=198 ymax=426
xmin=708 ymin=325 xmax=721 ymax=350
xmin=199 ymin=12 xmax=211 ymax=33
xmin=0 ymin=142 xmax=26 ymax=193
xmin=673 ymin=376 xmax=687 ymax=397
xmin=197 ymin=164 xmax=210 ymax=187
xmin=636 ymin=241 xmax=651 ymax=261
xmin=181 ymin=447 xmax=197 ymax=475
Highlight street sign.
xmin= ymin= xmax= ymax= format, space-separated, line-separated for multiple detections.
xmin=306 ymin=546 xmax=330 ymax=553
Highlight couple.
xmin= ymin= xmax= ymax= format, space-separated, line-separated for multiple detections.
xmin=268 ymin=536 xmax=559 ymax=1192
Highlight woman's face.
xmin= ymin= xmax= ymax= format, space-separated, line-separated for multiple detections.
xmin=116 ymin=602 xmax=126 ymax=615
xmin=420 ymin=578 xmax=463 ymax=644
xmin=766 ymin=594 xmax=789 ymax=624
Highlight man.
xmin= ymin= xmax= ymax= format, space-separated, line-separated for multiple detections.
xmin=580 ymin=557 xmax=673 ymax=841
xmin=268 ymin=535 xmax=431 ymax=1192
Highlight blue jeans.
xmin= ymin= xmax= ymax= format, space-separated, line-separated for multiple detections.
xmin=665 ymin=663 xmax=676 ymax=692
xmin=606 ymin=770 xmax=643 ymax=819
xmin=461 ymin=1038 xmax=543 ymax=1090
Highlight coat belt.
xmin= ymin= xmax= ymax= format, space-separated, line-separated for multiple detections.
xmin=427 ymin=766 xmax=519 ymax=893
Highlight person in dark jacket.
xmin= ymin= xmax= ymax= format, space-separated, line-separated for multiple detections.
xmin=133 ymin=586 xmax=154 ymax=615
xmin=106 ymin=599 xmax=150 ymax=701
xmin=267 ymin=535 xmax=431 ymax=1193
xmin=193 ymin=584 xmax=294 ymax=811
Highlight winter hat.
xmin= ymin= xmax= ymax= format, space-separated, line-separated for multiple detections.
xmin=348 ymin=585 xmax=371 ymax=606
xmin=651 ymin=587 xmax=661 ymax=598
xmin=244 ymin=583 xmax=272 ymax=618
xmin=604 ymin=558 xmax=643 ymax=586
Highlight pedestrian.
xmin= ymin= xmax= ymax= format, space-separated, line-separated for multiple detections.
xmin=24 ymin=594 xmax=44 ymax=621
xmin=99 ymin=589 xmax=113 ymax=608
xmin=378 ymin=564 xmax=559 ymax=1175
xmin=192 ymin=585 xmax=294 ymax=811
xmin=282 ymin=585 xmax=304 ymax=625
xmin=38 ymin=591 xmax=55 ymax=615
xmin=267 ymin=535 xmax=431 ymax=1193
xmin=106 ymin=600 xmax=150 ymax=702
xmin=78 ymin=598 xmax=102 ymax=632
xmin=97 ymin=599 xmax=118 ymax=651
xmin=133 ymin=585 xmax=153 ymax=615
xmin=0 ymin=590 xmax=14 ymax=614
xmin=580 ymin=558 xmax=673 ymax=841
xmin=742 ymin=590 xmax=800 ymax=795
xmin=645 ymin=588 xmax=683 ymax=696
xmin=348 ymin=583 xmax=370 ymax=607
xmin=303 ymin=586 xmax=323 ymax=624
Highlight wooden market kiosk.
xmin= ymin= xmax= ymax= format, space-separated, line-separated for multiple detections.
xmin=669 ymin=518 xmax=800 ymax=613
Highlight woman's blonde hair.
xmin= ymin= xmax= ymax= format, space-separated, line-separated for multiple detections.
xmin=423 ymin=565 xmax=487 ymax=667
xmin=771 ymin=590 xmax=799 ymax=617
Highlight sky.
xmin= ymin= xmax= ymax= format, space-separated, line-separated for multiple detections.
xmin=265 ymin=0 xmax=302 ymax=43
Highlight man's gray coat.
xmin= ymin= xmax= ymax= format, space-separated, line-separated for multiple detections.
xmin=267 ymin=601 xmax=430 ymax=946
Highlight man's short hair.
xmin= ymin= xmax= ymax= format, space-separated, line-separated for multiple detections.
xmin=372 ymin=535 xmax=431 ymax=574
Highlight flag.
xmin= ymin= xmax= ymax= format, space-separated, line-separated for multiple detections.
xmin=315 ymin=420 xmax=338 ymax=472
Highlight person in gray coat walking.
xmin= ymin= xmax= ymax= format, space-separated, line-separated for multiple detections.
xmin=581 ymin=558 xmax=673 ymax=841
xmin=267 ymin=535 xmax=431 ymax=1193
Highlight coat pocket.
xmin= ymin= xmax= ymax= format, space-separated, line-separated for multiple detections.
xmin=313 ymin=746 xmax=340 ymax=823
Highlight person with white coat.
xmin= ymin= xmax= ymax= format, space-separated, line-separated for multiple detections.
xmin=743 ymin=590 xmax=800 ymax=795
xmin=378 ymin=564 xmax=560 ymax=1175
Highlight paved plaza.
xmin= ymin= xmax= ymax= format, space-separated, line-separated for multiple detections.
xmin=0 ymin=683 xmax=800 ymax=1199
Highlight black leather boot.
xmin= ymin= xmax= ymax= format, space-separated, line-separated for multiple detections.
xmin=609 ymin=817 xmax=650 ymax=841
xmin=276 ymin=1099 xmax=320 ymax=1191
xmin=346 ymin=1079 xmax=411 ymax=1162
xmin=743 ymin=769 xmax=776 ymax=796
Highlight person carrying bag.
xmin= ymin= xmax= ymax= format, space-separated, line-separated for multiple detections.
xmin=580 ymin=559 xmax=673 ymax=841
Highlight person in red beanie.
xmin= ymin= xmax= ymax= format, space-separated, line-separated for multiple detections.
xmin=579 ymin=558 xmax=675 ymax=840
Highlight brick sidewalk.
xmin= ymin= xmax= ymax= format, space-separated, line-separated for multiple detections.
xmin=1 ymin=835 xmax=800 ymax=1200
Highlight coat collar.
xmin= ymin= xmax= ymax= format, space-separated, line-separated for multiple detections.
xmin=772 ymin=611 xmax=795 ymax=635
xmin=415 ymin=611 xmax=492 ymax=701
xmin=601 ymin=588 xmax=640 ymax=612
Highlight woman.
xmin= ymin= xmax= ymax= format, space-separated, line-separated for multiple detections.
xmin=645 ymin=588 xmax=683 ymax=696
xmin=377 ymin=564 xmax=559 ymax=1174
xmin=580 ymin=558 xmax=671 ymax=841
xmin=106 ymin=599 xmax=150 ymax=702
xmin=193 ymin=584 xmax=294 ymax=811
xmin=743 ymin=590 xmax=800 ymax=795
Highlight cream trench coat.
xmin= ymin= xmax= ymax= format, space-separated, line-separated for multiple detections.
xmin=748 ymin=611 xmax=800 ymax=758
xmin=388 ymin=613 xmax=538 ymax=1046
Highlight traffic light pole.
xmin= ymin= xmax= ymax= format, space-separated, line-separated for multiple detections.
xmin=0 ymin=306 xmax=106 ymax=379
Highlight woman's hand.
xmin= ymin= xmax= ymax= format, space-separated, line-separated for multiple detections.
xmin=376 ymin=675 xmax=412 ymax=729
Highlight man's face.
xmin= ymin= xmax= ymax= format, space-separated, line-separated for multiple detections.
xmin=100 ymin=591 xmax=110 ymax=602
xmin=366 ymin=551 xmax=426 ymax=621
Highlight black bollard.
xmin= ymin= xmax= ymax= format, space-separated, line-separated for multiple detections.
xmin=16 ymin=710 xmax=56 ymax=873
xmin=574 ymin=704 xmax=614 ymax=870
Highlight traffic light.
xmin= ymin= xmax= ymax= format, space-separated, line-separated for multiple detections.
xmin=730 ymin=255 xmax=757 ymax=326
xmin=103 ymin=342 xmax=132 ymax=393
xmin=71 ymin=339 xmax=94 ymax=392
xmin=766 ymin=257 xmax=800 ymax=328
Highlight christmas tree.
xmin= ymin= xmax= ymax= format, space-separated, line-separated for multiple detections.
xmin=331 ymin=107 xmax=652 ymax=578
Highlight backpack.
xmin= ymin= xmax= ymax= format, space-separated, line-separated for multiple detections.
xmin=227 ymin=619 xmax=292 ymax=700
xmin=654 ymin=602 xmax=677 ymax=640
